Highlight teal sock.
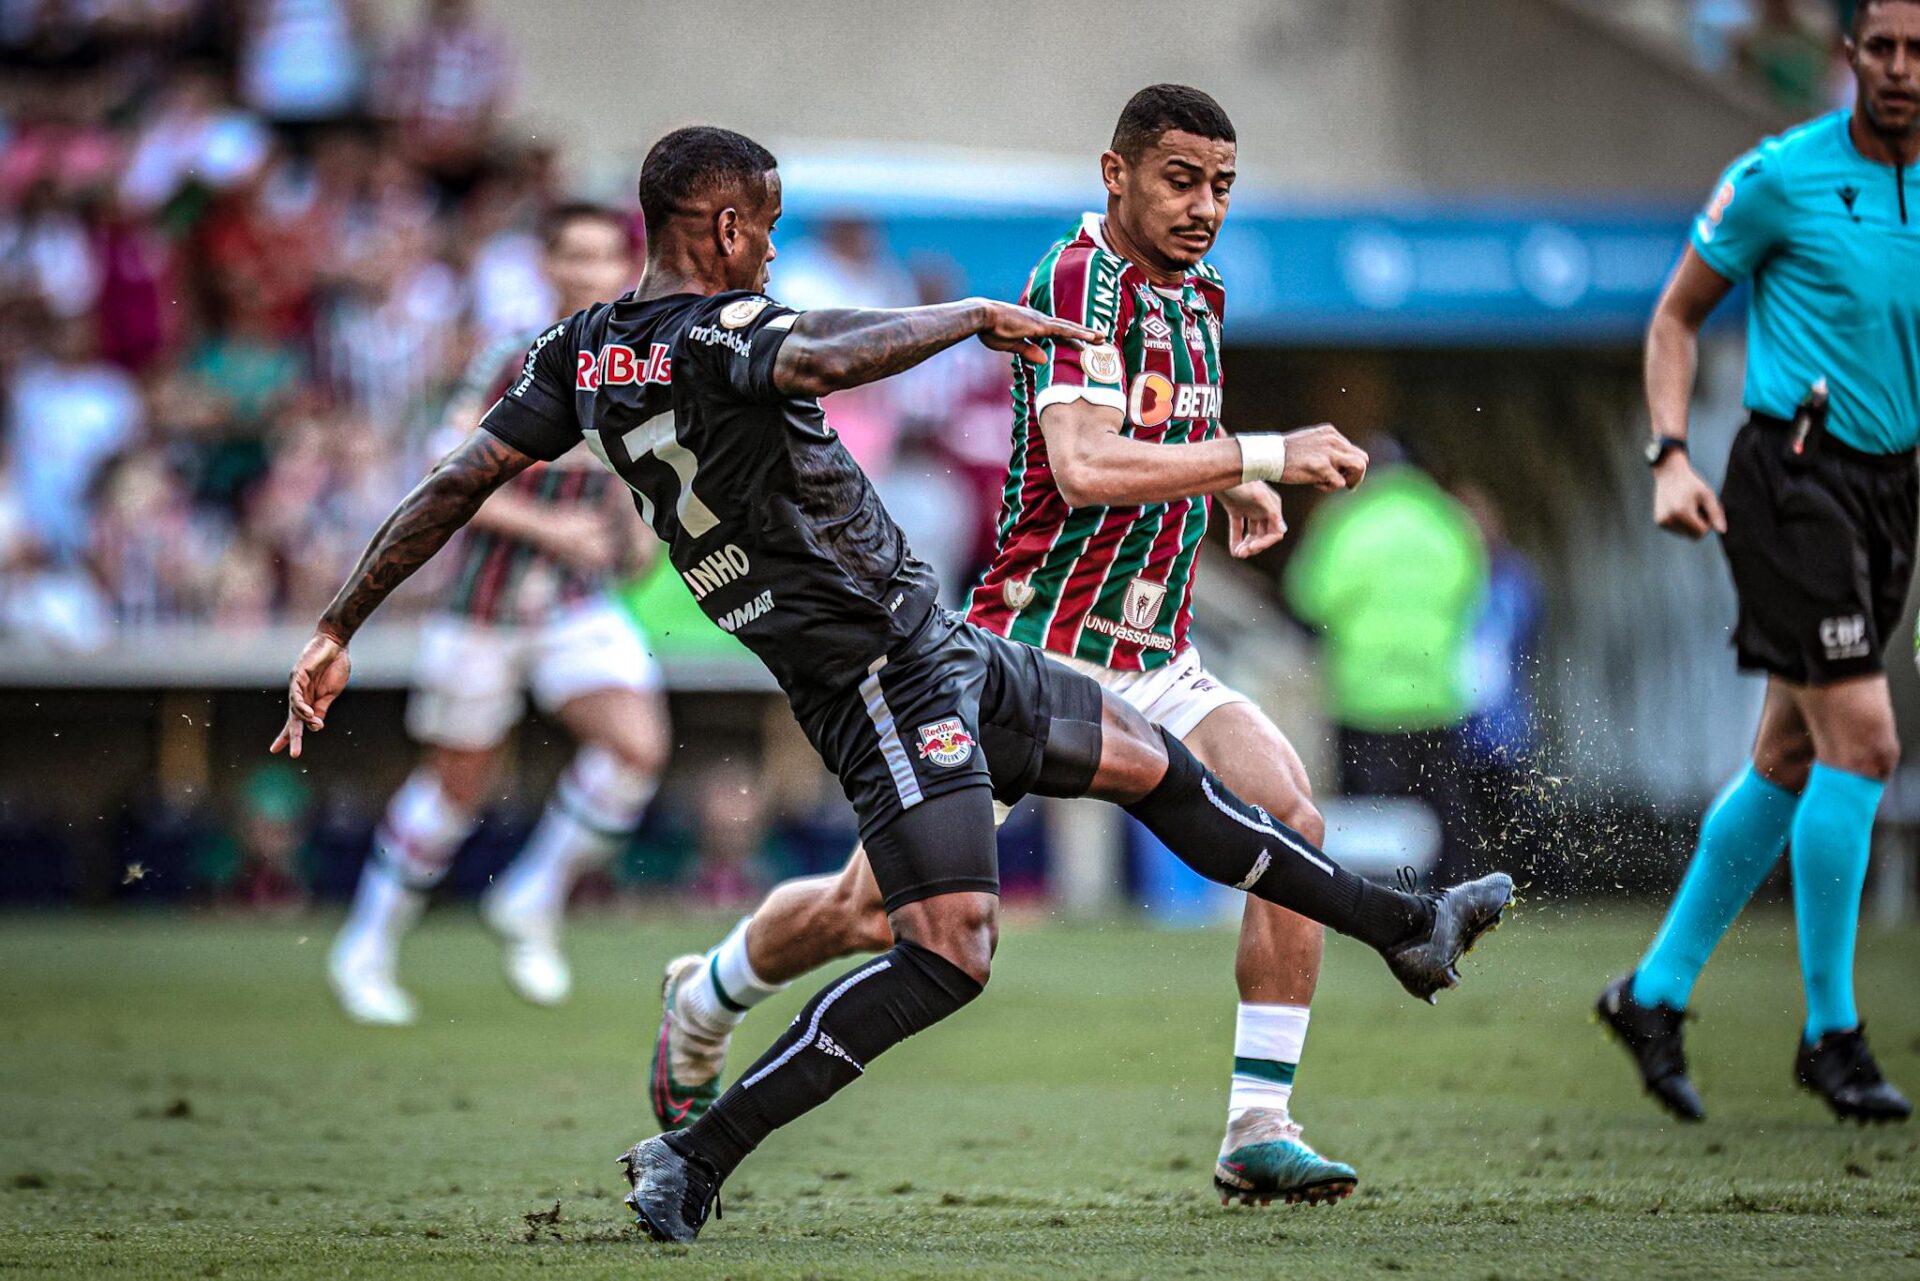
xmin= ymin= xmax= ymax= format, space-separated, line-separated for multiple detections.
xmin=1633 ymin=764 xmax=1798 ymax=1009
xmin=1790 ymin=763 xmax=1883 ymax=1040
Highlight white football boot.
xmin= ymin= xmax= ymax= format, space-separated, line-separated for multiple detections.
xmin=480 ymin=880 xmax=571 ymax=1007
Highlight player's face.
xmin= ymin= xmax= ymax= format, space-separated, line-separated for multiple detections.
xmin=728 ymin=170 xmax=782 ymax=294
xmin=1105 ymin=130 xmax=1236 ymax=272
xmin=545 ymin=218 xmax=636 ymax=314
xmin=1850 ymin=2 xmax=1920 ymax=135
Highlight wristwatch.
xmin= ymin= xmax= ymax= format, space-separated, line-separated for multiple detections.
xmin=1645 ymin=435 xmax=1688 ymax=467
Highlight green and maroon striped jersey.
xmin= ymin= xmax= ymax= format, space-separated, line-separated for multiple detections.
xmin=965 ymin=213 xmax=1226 ymax=671
xmin=440 ymin=331 xmax=616 ymax=625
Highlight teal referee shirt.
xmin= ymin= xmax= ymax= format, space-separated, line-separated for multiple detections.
xmin=1691 ymin=111 xmax=1920 ymax=454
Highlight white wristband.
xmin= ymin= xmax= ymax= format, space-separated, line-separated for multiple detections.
xmin=1237 ymin=434 xmax=1288 ymax=485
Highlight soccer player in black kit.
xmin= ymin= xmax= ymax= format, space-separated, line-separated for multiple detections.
xmin=272 ymin=126 xmax=1514 ymax=1244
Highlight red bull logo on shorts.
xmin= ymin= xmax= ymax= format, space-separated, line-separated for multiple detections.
xmin=916 ymin=718 xmax=975 ymax=768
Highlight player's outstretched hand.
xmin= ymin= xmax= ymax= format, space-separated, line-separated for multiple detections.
xmin=1652 ymin=455 xmax=1726 ymax=539
xmin=974 ymin=299 xmax=1100 ymax=365
xmin=1281 ymin=424 xmax=1368 ymax=492
xmin=271 ymin=631 xmax=351 ymax=759
xmin=1221 ymin=481 xmax=1286 ymax=558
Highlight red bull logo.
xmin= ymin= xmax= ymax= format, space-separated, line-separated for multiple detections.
xmin=916 ymin=717 xmax=975 ymax=768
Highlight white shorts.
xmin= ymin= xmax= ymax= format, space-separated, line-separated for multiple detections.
xmin=405 ymin=597 xmax=662 ymax=751
xmin=992 ymin=645 xmax=1251 ymax=824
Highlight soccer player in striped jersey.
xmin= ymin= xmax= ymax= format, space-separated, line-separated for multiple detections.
xmin=327 ymin=204 xmax=669 ymax=1026
xmin=651 ymin=86 xmax=1377 ymax=1206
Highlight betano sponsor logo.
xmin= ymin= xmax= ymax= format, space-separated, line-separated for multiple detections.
xmin=1128 ymin=373 xmax=1220 ymax=428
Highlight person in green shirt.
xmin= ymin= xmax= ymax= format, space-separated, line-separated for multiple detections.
xmin=1284 ymin=458 xmax=1488 ymax=876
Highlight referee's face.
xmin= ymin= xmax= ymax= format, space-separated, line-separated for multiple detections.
xmin=1105 ymin=130 xmax=1235 ymax=276
xmin=1851 ymin=1 xmax=1920 ymax=134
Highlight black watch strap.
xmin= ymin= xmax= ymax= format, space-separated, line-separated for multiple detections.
xmin=1645 ymin=435 xmax=1688 ymax=467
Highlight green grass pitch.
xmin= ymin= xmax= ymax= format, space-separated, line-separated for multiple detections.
xmin=1 ymin=905 xmax=1916 ymax=1279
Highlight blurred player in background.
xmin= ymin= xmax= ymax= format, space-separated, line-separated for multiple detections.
xmin=650 ymin=85 xmax=1379 ymax=1207
xmin=328 ymin=204 xmax=668 ymax=1025
xmin=1599 ymin=0 xmax=1917 ymax=1124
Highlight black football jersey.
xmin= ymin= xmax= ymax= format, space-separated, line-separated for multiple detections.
xmin=479 ymin=290 xmax=941 ymax=708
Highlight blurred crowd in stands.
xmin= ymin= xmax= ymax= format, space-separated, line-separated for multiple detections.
xmin=0 ymin=0 xmax=1016 ymax=652
xmin=0 ymin=0 xmax=529 ymax=646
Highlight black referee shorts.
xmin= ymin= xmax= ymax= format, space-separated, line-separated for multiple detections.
xmin=792 ymin=610 xmax=1106 ymax=911
xmin=1719 ymin=413 xmax=1918 ymax=686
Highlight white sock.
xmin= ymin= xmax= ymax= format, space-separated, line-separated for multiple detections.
xmin=334 ymin=857 xmax=426 ymax=971
xmin=679 ymin=916 xmax=787 ymax=1037
xmin=491 ymin=745 xmax=656 ymax=923
xmin=335 ymin=769 xmax=475 ymax=966
xmin=376 ymin=768 xmax=478 ymax=890
xmin=1228 ymin=1002 xmax=1311 ymax=1126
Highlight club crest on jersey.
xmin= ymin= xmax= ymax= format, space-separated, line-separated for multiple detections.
xmin=916 ymin=718 xmax=975 ymax=768
xmin=1122 ymin=576 xmax=1168 ymax=631
xmin=720 ymin=297 xmax=771 ymax=329
xmin=1082 ymin=343 xmax=1123 ymax=384
xmin=1003 ymin=576 xmax=1036 ymax=611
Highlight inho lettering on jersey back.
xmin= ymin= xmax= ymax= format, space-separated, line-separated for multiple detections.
xmin=680 ymin=543 xmax=751 ymax=600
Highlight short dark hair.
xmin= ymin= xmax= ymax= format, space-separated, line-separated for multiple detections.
xmin=1854 ymin=0 xmax=1920 ymax=34
xmin=542 ymin=201 xmax=636 ymax=253
xmin=1111 ymin=84 xmax=1235 ymax=162
xmin=637 ymin=126 xmax=778 ymax=239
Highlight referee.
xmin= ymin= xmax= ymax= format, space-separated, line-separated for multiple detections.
xmin=1599 ymin=0 xmax=1918 ymax=1125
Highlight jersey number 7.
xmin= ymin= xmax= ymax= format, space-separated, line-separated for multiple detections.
xmin=585 ymin=413 xmax=721 ymax=539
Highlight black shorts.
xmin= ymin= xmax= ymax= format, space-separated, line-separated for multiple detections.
xmin=792 ymin=610 xmax=1105 ymax=911
xmin=1720 ymin=413 xmax=1919 ymax=685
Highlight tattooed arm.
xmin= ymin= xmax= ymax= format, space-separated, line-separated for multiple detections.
xmin=772 ymin=299 xmax=1100 ymax=398
xmin=270 ymin=430 xmax=538 ymax=758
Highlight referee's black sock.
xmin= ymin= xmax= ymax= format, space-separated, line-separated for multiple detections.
xmin=1124 ymin=727 xmax=1431 ymax=951
xmin=667 ymin=940 xmax=982 ymax=1181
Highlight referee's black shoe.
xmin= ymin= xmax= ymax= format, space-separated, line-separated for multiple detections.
xmin=1795 ymin=1025 xmax=1912 ymax=1124
xmin=1596 ymin=975 xmax=1705 ymax=1122
xmin=618 ymin=1135 xmax=723 ymax=1243
xmin=1380 ymin=872 xmax=1513 ymax=1003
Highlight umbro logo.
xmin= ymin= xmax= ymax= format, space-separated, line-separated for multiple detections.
xmin=1838 ymin=185 xmax=1861 ymax=220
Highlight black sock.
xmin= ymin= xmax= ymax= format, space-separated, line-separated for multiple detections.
xmin=668 ymin=940 xmax=983 ymax=1180
xmin=1123 ymin=728 xmax=1431 ymax=951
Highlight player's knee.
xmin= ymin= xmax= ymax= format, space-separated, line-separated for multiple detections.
xmin=565 ymin=744 xmax=659 ymax=831
xmin=1091 ymin=701 xmax=1172 ymax=804
xmin=1277 ymin=795 xmax=1325 ymax=847
xmin=595 ymin=716 xmax=670 ymax=782
xmin=891 ymin=895 xmax=998 ymax=988
xmin=426 ymin=748 xmax=494 ymax=813
xmin=1827 ymin=732 xmax=1901 ymax=782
